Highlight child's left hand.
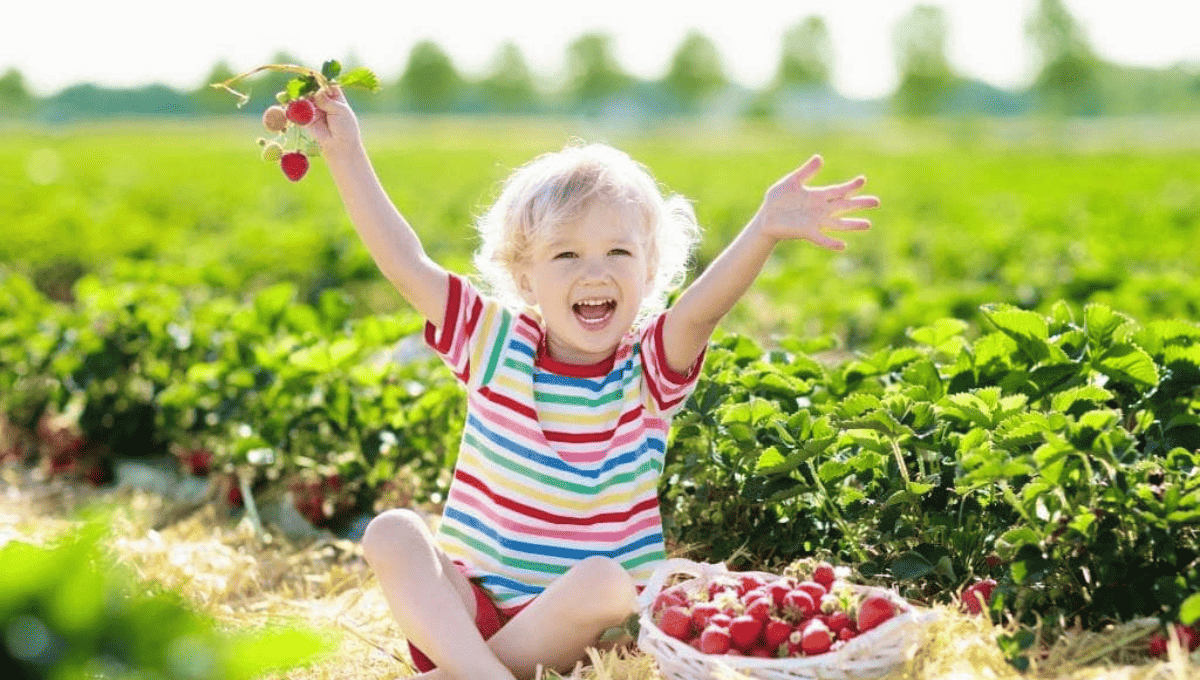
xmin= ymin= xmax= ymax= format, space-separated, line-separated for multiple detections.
xmin=751 ymin=154 xmax=879 ymax=251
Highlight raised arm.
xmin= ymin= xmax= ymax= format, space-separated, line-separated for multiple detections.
xmin=307 ymin=87 xmax=449 ymax=326
xmin=661 ymin=155 xmax=879 ymax=372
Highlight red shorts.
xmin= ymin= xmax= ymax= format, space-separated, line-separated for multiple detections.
xmin=407 ymin=562 xmax=529 ymax=673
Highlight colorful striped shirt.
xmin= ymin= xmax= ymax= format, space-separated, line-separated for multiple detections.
xmin=423 ymin=274 xmax=706 ymax=611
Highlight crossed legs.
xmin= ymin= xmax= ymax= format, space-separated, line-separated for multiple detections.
xmin=362 ymin=509 xmax=639 ymax=680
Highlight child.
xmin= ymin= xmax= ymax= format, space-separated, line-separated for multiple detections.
xmin=306 ymin=86 xmax=878 ymax=680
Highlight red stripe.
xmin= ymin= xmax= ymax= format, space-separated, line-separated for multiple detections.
xmin=542 ymin=405 xmax=644 ymax=443
xmin=455 ymin=469 xmax=659 ymax=525
xmin=480 ymin=386 xmax=538 ymax=420
xmin=425 ymin=274 xmax=462 ymax=355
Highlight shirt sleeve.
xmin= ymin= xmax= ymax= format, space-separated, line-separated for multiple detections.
xmin=639 ymin=311 xmax=707 ymax=417
xmin=423 ymin=274 xmax=504 ymax=387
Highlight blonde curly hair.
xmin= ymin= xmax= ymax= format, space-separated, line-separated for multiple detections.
xmin=473 ymin=142 xmax=701 ymax=323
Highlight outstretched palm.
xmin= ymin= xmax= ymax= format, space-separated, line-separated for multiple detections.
xmin=755 ymin=155 xmax=880 ymax=250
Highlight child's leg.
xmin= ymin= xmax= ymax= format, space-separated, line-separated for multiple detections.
xmin=483 ymin=556 xmax=639 ymax=678
xmin=361 ymin=509 xmax=516 ymax=680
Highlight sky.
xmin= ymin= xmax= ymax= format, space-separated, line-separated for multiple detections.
xmin=5 ymin=0 xmax=1199 ymax=100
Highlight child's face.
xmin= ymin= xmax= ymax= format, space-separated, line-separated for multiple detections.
xmin=516 ymin=199 xmax=652 ymax=365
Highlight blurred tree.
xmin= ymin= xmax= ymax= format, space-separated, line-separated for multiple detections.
xmin=564 ymin=32 xmax=633 ymax=113
xmin=1027 ymin=0 xmax=1102 ymax=115
xmin=399 ymin=40 xmax=464 ymax=113
xmin=192 ymin=60 xmax=238 ymax=114
xmin=479 ymin=42 xmax=538 ymax=114
xmin=663 ymin=31 xmax=728 ymax=112
xmin=891 ymin=4 xmax=957 ymax=116
xmin=774 ymin=16 xmax=833 ymax=90
xmin=0 ymin=68 xmax=34 ymax=115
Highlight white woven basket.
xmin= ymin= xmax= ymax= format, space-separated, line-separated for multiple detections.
xmin=636 ymin=558 xmax=934 ymax=680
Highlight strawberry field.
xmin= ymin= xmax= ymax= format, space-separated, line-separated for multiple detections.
xmin=3 ymin=117 xmax=1200 ymax=678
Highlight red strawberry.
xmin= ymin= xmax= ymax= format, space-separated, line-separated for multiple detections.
xmin=813 ymin=562 xmax=836 ymax=590
xmin=824 ymin=610 xmax=851 ymax=633
xmin=743 ymin=595 xmax=773 ymax=622
xmin=797 ymin=580 xmax=827 ymax=603
xmin=729 ymin=615 xmax=764 ymax=651
xmin=691 ymin=602 xmax=720 ymax=631
xmin=857 ymin=595 xmax=896 ymax=632
xmin=286 ymin=98 xmax=315 ymax=125
xmin=280 ymin=152 xmax=309 ymax=182
xmin=838 ymin=626 xmax=857 ymax=641
xmin=801 ymin=619 xmax=833 ymax=655
xmin=961 ymin=578 xmax=997 ymax=615
xmin=654 ymin=585 xmax=689 ymax=613
xmin=709 ymin=613 xmax=733 ymax=630
xmin=747 ymin=645 xmax=775 ymax=658
xmin=1174 ymin=624 xmax=1200 ymax=652
xmin=738 ymin=574 xmax=766 ymax=596
xmin=783 ymin=589 xmax=816 ymax=618
xmin=699 ymin=625 xmax=731 ymax=655
xmin=767 ymin=580 xmax=792 ymax=607
xmin=763 ymin=618 xmax=791 ymax=650
xmin=657 ymin=606 xmax=692 ymax=641
xmin=1148 ymin=631 xmax=1168 ymax=657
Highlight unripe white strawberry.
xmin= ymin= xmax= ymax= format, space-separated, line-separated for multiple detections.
xmin=262 ymin=105 xmax=288 ymax=133
xmin=260 ymin=141 xmax=284 ymax=162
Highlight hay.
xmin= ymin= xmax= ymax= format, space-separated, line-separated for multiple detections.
xmin=2 ymin=469 xmax=1198 ymax=680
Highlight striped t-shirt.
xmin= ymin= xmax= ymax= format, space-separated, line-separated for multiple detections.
xmin=423 ymin=274 xmax=706 ymax=611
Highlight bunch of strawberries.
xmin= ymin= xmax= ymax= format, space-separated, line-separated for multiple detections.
xmin=210 ymin=59 xmax=379 ymax=182
xmin=649 ymin=562 xmax=903 ymax=658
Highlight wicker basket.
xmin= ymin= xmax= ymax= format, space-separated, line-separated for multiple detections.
xmin=636 ymin=558 xmax=934 ymax=680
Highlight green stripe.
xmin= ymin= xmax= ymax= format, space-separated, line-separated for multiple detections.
xmin=480 ymin=313 xmax=510 ymax=386
xmin=622 ymin=549 xmax=666 ymax=572
xmin=441 ymin=525 xmax=568 ymax=574
xmin=535 ymin=389 xmax=624 ymax=407
xmin=502 ymin=356 xmax=534 ymax=376
xmin=462 ymin=432 xmax=662 ymax=494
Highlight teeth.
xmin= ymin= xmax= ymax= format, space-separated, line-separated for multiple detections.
xmin=576 ymin=298 xmax=614 ymax=307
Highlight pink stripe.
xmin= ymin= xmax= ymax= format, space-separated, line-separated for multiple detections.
xmin=473 ymin=397 xmax=544 ymax=444
xmin=455 ymin=489 xmax=661 ymax=542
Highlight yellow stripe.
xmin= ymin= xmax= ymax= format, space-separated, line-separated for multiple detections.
xmin=489 ymin=373 xmax=629 ymax=427
xmin=464 ymin=456 xmax=661 ymax=511
xmin=469 ymin=305 xmax=501 ymax=383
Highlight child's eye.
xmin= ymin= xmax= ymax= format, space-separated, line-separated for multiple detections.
xmin=553 ymin=251 xmax=577 ymax=260
xmin=608 ymin=248 xmax=632 ymax=256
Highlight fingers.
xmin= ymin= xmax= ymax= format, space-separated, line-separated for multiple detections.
xmin=832 ymin=195 xmax=881 ymax=212
xmin=785 ymin=154 xmax=824 ymax=189
xmin=828 ymin=217 xmax=873 ymax=231
xmin=313 ymin=85 xmax=346 ymax=110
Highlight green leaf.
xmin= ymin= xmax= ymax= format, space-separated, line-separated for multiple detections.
xmin=321 ymin=59 xmax=342 ymax=79
xmin=890 ymin=551 xmax=935 ymax=581
xmin=1180 ymin=592 xmax=1200 ymax=626
xmin=1084 ymin=303 xmax=1134 ymax=346
xmin=1095 ymin=343 xmax=1159 ymax=389
xmin=982 ymin=303 xmax=1050 ymax=363
xmin=908 ymin=318 xmax=968 ymax=347
xmin=338 ymin=66 xmax=381 ymax=91
xmin=1050 ymin=385 xmax=1114 ymax=414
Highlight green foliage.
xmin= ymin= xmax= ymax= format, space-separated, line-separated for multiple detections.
xmin=662 ymin=31 xmax=728 ymax=112
xmin=0 ymin=519 xmax=329 ymax=679
xmin=661 ymin=303 xmax=1200 ymax=629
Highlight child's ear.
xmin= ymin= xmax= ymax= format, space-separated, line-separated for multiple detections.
xmin=515 ymin=270 xmax=538 ymax=306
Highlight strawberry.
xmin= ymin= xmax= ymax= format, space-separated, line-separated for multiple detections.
xmin=838 ymin=626 xmax=857 ymax=641
xmin=286 ymin=98 xmax=315 ymax=125
xmin=280 ymin=152 xmax=309 ymax=182
xmin=766 ymin=580 xmax=792 ymax=608
xmin=1148 ymin=631 xmax=1168 ymax=657
xmin=261 ymin=140 xmax=284 ymax=163
xmin=801 ymin=619 xmax=833 ymax=655
xmin=797 ymin=580 xmax=827 ymax=603
xmin=699 ymin=625 xmax=731 ymax=655
xmin=262 ymin=105 xmax=288 ymax=132
xmin=709 ymin=613 xmax=733 ymax=630
xmin=657 ymin=605 xmax=692 ymax=641
xmin=691 ymin=602 xmax=720 ymax=631
xmin=763 ymin=618 xmax=791 ymax=650
xmin=824 ymin=610 xmax=851 ymax=633
xmin=743 ymin=595 xmax=773 ymax=622
xmin=857 ymin=595 xmax=896 ymax=632
xmin=961 ymin=578 xmax=997 ymax=615
xmin=747 ymin=645 xmax=775 ymax=658
xmin=1174 ymin=624 xmax=1200 ymax=652
xmin=654 ymin=585 xmax=689 ymax=613
xmin=729 ymin=615 xmax=764 ymax=652
xmin=738 ymin=574 xmax=766 ymax=596
xmin=813 ymin=562 xmax=836 ymax=590
xmin=783 ymin=589 xmax=816 ymax=619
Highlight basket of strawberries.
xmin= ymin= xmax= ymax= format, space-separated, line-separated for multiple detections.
xmin=637 ymin=558 xmax=933 ymax=680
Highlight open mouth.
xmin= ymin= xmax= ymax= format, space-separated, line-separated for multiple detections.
xmin=573 ymin=298 xmax=616 ymax=327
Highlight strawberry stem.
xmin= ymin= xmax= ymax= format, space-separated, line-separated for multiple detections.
xmin=211 ymin=64 xmax=331 ymax=108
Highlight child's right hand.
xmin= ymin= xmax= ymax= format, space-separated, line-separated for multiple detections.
xmin=308 ymin=86 xmax=362 ymax=155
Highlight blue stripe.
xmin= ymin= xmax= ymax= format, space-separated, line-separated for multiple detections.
xmin=533 ymin=358 xmax=637 ymax=392
xmin=444 ymin=507 xmax=664 ymax=560
xmin=464 ymin=414 xmax=664 ymax=479
xmin=482 ymin=574 xmax=545 ymax=596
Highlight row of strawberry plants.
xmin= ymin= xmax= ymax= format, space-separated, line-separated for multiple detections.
xmin=4 ymin=269 xmax=1199 ymax=633
xmin=1 ymin=271 xmax=465 ymax=531
xmin=662 ymin=301 xmax=1200 ymax=631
